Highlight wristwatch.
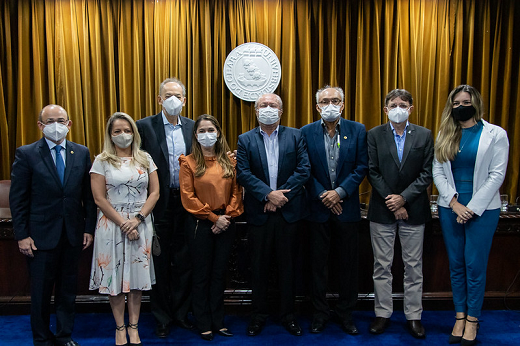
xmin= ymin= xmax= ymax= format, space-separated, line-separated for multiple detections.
xmin=136 ymin=213 xmax=146 ymax=223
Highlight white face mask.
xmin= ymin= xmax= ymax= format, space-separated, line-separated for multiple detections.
xmin=320 ymin=104 xmax=342 ymax=122
xmin=43 ymin=122 xmax=69 ymax=142
xmin=387 ymin=107 xmax=410 ymax=123
xmin=112 ymin=133 xmax=134 ymax=149
xmin=197 ymin=132 xmax=218 ymax=148
xmin=162 ymin=95 xmax=183 ymax=116
xmin=257 ymin=106 xmax=280 ymax=125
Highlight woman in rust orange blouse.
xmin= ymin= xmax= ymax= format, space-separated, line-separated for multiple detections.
xmin=179 ymin=114 xmax=243 ymax=341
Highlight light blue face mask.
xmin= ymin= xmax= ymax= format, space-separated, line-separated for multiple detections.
xmin=320 ymin=104 xmax=341 ymax=122
xmin=43 ymin=122 xmax=69 ymax=142
xmin=162 ymin=95 xmax=183 ymax=116
xmin=197 ymin=132 xmax=218 ymax=147
xmin=257 ymin=106 xmax=279 ymax=125
xmin=388 ymin=106 xmax=410 ymax=123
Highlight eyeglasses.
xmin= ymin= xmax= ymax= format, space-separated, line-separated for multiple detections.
xmin=42 ymin=119 xmax=69 ymax=125
xmin=258 ymin=103 xmax=280 ymax=109
xmin=318 ymin=98 xmax=342 ymax=106
xmin=452 ymin=100 xmax=472 ymax=107
xmin=386 ymin=104 xmax=410 ymax=109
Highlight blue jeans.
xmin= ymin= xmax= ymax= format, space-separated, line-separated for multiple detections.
xmin=438 ymin=206 xmax=500 ymax=317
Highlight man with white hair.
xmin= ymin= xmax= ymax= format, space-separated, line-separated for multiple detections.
xmin=301 ymin=85 xmax=368 ymax=335
xmin=237 ymin=93 xmax=310 ymax=337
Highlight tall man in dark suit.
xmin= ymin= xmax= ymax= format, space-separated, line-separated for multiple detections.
xmin=367 ymin=89 xmax=433 ymax=339
xmin=237 ymin=93 xmax=310 ymax=337
xmin=301 ymin=86 xmax=368 ymax=335
xmin=10 ymin=105 xmax=96 ymax=346
xmin=136 ymin=78 xmax=195 ymax=337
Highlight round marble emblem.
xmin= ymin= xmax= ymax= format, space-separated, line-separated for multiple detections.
xmin=223 ymin=42 xmax=281 ymax=102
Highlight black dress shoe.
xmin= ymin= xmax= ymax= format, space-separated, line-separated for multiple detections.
xmin=176 ymin=318 xmax=194 ymax=330
xmin=369 ymin=317 xmax=390 ymax=334
xmin=155 ymin=323 xmax=171 ymax=338
xmin=200 ymin=332 xmax=213 ymax=341
xmin=56 ymin=340 xmax=80 ymax=346
xmin=217 ymin=328 xmax=234 ymax=337
xmin=341 ymin=320 xmax=359 ymax=335
xmin=283 ymin=320 xmax=303 ymax=336
xmin=247 ymin=320 xmax=264 ymax=336
xmin=310 ymin=320 xmax=326 ymax=333
xmin=407 ymin=320 xmax=426 ymax=339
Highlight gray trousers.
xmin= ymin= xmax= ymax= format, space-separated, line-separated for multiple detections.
xmin=370 ymin=221 xmax=424 ymax=320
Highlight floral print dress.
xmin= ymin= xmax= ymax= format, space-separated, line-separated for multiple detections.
xmin=89 ymin=155 xmax=157 ymax=295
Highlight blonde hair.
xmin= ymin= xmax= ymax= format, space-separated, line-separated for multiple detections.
xmin=434 ymin=85 xmax=484 ymax=163
xmin=191 ymin=114 xmax=234 ymax=178
xmin=97 ymin=112 xmax=150 ymax=169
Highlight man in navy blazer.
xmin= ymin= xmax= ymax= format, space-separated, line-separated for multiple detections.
xmin=367 ymin=89 xmax=433 ymax=339
xmin=237 ymin=93 xmax=310 ymax=337
xmin=10 ymin=105 xmax=96 ymax=346
xmin=136 ymin=78 xmax=195 ymax=337
xmin=301 ymin=86 xmax=368 ymax=335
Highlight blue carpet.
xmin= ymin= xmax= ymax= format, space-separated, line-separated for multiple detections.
xmin=1 ymin=310 xmax=519 ymax=345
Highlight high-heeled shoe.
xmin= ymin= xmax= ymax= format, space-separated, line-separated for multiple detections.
xmin=127 ymin=323 xmax=142 ymax=346
xmin=115 ymin=324 xmax=128 ymax=346
xmin=460 ymin=318 xmax=479 ymax=346
xmin=449 ymin=316 xmax=466 ymax=344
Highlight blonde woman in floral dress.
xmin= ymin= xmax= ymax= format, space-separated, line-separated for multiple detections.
xmin=90 ymin=112 xmax=159 ymax=346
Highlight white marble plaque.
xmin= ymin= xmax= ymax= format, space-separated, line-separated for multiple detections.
xmin=223 ymin=42 xmax=281 ymax=102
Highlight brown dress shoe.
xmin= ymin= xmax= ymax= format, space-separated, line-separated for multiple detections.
xmin=407 ymin=320 xmax=426 ymax=339
xmin=369 ymin=317 xmax=390 ymax=334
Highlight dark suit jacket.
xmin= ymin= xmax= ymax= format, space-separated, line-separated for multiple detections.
xmin=236 ymin=125 xmax=311 ymax=226
xmin=136 ymin=112 xmax=195 ymax=220
xmin=367 ymin=122 xmax=434 ymax=225
xmin=9 ymin=138 xmax=96 ymax=250
xmin=301 ymin=118 xmax=368 ymax=223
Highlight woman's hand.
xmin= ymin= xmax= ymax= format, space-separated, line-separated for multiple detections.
xmin=120 ymin=218 xmax=141 ymax=235
xmin=215 ymin=215 xmax=231 ymax=230
xmin=127 ymin=229 xmax=140 ymax=241
xmin=451 ymin=201 xmax=474 ymax=222
xmin=211 ymin=215 xmax=231 ymax=234
xmin=211 ymin=225 xmax=222 ymax=234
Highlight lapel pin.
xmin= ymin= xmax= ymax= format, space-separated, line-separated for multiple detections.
xmin=71 ymin=151 xmax=74 ymax=154
xmin=344 ymin=136 xmax=347 ymax=139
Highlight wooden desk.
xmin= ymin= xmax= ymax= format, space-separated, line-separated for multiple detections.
xmin=1 ymin=213 xmax=520 ymax=312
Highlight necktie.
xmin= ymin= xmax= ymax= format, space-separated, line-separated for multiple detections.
xmin=55 ymin=145 xmax=65 ymax=185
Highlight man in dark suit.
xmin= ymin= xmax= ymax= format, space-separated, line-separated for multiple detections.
xmin=10 ymin=104 xmax=96 ymax=346
xmin=136 ymin=77 xmax=195 ymax=337
xmin=301 ymin=86 xmax=368 ymax=335
xmin=367 ymin=89 xmax=433 ymax=339
xmin=237 ymin=93 xmax=310 ymax=337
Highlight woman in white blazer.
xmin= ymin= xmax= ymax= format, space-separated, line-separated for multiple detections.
xmin=433 ymin=85 xmax=508 ymax=346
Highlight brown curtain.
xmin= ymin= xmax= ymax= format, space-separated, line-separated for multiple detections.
xmin=1 ymin=0 xmax=519 ymax=201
